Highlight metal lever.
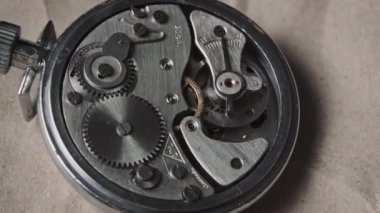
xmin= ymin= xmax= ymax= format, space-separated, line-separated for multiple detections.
xmin=180 ymin=117 xmax=269 ymax=186
xmin=18 ymin=67 xmax=37 ymax=121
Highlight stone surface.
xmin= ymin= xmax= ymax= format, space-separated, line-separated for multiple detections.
xmin=0 ymin=0 xmax=379 ymax=212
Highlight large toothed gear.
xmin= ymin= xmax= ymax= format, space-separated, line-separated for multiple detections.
xmin=82 ymin=94 xmax=167 ymax=168
xmin=70 ymin=43 xmax=136 ymax=98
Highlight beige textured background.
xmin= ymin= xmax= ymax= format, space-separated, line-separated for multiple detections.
xmin=0 ymin=0 xmax=379 ymax=212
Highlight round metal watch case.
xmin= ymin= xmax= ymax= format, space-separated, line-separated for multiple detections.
xmin=38 ymin=0 xmax=299 ymax=212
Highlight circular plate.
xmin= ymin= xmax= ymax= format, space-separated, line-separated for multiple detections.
xmin=39 ymin=0 xmax=299 ymax=212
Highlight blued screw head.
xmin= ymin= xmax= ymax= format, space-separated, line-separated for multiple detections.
xmin=98 ymin=63 xmax=114 ymax=79
xmin=67 ymin=91 xmax=82 ymax=105
xmin=133 ymin=23 xmax=149 ymax=38
xmin=153 ymin=10 xmax=169 ymax=24
xmin=170 ymin=164 xmax=187 ymax=179
xmin=182 ymin=185 xmax=202 ymax=202
xmin=136 ymin=165 xmax=155 ymax=181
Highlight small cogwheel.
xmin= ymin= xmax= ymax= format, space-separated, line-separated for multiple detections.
xmin=183 ymin=77 xmax=205 ymax=117
xmin=69 ymin=43 xmax=137 ymax=98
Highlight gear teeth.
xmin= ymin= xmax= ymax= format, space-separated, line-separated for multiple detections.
xmin=82 ymin=94 xmax=167 ymax=169
xmin=71 ymin=43 xmax=137 ymax=99
xmin=184 ymin=77 xmax=205 ymax=117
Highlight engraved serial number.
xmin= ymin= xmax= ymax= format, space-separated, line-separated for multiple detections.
xmin=174 ymin=25 xmax=183 ymax=46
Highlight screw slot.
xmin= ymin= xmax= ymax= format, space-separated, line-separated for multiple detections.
xmin=231 ymin=158 xmax=243 ymax=169
xmin=116 ymin=122 xmax=132 ymax=137
xmin=160 ymin=58 xmax=174 ymax=71
xmin=182 ymin=185 xmax=202 ymax=202
xmin=153 ymin=10 xmax=169 ymax=24
xmin=133 ymin=23 xmax=149 ymax=38
xmin=214 ymin=25 xmax=226 ymax=38
xmin=185 ymin=120 xmax=198 ymax=132
xmin=170 ymin=164 xmax=187 ymax=179
xmin=67 ymin=91 xmax=83 ymax=106
xmin=132 ymin=6 xmax=148 ymax=19
xmin=98 ymin=63 xmax=114 ymax=79
xmin=136 ymin=165 xmax=155 ymax=181
xmin=166 ymin=93 xmax=178 ymax=105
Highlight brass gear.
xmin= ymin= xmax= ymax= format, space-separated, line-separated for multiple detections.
xmin=183 ymin=77 xmax=205 ymax=118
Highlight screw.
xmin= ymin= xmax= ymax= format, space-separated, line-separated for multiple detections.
xmin=67 ymin=91 xmax=82 ymax=105
xmin=131 ymin=6 xmax=147 ymax=18
xmin=214 ymin=25 xmax=226 ymax=38
xmin=160 ymin=58 xmax=174 ymax=71
xmin=231 ymin=158 xmax=243 ymax=169
xmin=116 ymin=122 xmax=132 ymax=137
xmin=133 ymin=23 xmax=149 ymax=37
xmin=185 ymin=120 xmax=198 ymax=132
xmin=153 ymin=10 xmax=169 ymax=24
xmin=182 ymin=185 xmax=202 ymax=202
xmin=166 ymin=93 xmax=178 ymax=105
xmin=98 ymin=63 xmax=114 ymax=79
xmin=170 ymin=164 xmax=187 ymax=179
xmin=134 ymin=166 xmax=162 ymax=190
xmin=136 ymin=165 xmax=155 ymax=181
